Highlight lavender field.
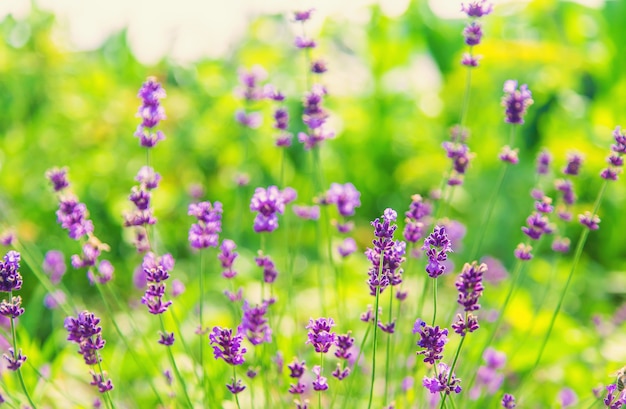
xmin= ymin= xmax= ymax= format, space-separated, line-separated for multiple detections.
xmin=1 ymin=1 xmax=626 ymax=408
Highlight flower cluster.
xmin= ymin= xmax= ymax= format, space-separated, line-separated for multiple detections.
xmin=502 ymin=393 xmax=517 ymax=408
xmin=209 ymin=326 xmax=247 ymax=394
xmin=452 ymin=261 xmax=487 ymax=336
xmin=140 ymin=252 xmax=174 ymax=317
xmin=403 ymin=194 xmax=432 ymax=245
xmin=604 ymin=383 xmax=626 ymax=409
xmin=470 ymin=348 xmax=506 ymax=399
xmin=460 ymin=0 xmax=493 ymax=67
xmin=332 ymin=332 xmax=354 ymax=380
xmin=135 ymin=77 xmax=166 ymax=148
xmin=188 ymin=201 xmax=223 ymax=249
xmin=65 ymin=311 xmax=113 ymax=393
xmin=298 ymin=85 xmax=335 ymax=149
xmin=255 ymin=252 xmax=279 ymax=284
xmin=502 ymin=80 xmax=534 ymax=125
xmin=366 ymin=209 xmax=406 ymax=296
xmin=422 ymin=225 xmax=453 ymax=278
xmin=0 ymin=251 xmax=26 ymax=371
xmin=312 ymin=365 xmax=328 ymax=391
xmin=306 ymin=317 xmax=336 ymax=354
xmin=219 ymin=239 xmax=238 ymax=279
xmin=250 ymin=186 xmax=296 ymax=233
xmin=320 ymin=182 xmax=361 ymax=257
xmin=288 ymin=358 xmax=307 ymax=394
xmin=47 ymin=168 xmax=94 ymax=240
xmin=47 ymin=168 xmax=113 ymax=284
xmin=242 ymin=300 xmax=272 ymax=345
xmin=423 ymin=363 xmax=462 ymax=395
xmin=413 ymin=319 xmax=448 ymax=365
xmin=601 ymin=126 xmax=626 ymax=181
xmin=123 ymin=166 xmax=161 ymax=252
xmin=443 ymin=126 xmax=474 ymax=186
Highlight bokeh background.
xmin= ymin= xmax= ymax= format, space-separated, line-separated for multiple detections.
xmin=1 ymin=0 xmax=626 ymax=407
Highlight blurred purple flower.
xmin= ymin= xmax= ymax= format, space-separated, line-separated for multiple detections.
xmin=502 ymin=80 xmax=533 ymax=125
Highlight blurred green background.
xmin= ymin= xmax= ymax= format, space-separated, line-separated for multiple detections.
xmin=1 ymin=0 xmax=626 ymax=406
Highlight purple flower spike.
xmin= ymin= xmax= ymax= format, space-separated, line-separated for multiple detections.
xmin=250 ymin=186 xmax=295 ymax=233
xmin=306 ymin=317 xmax=336 ymax=354
xmin=322 ymin=183 xmax=361 ymax=217
xmin=536 ymin=149 xmax=552 ymax=175
xmin=242 ymin=300 xmax=272 ymax=345
xmin=255 ymin=253 xmax=279 ymax=284
xmin=456 ymin=262 xmax=486 ymax=312
xmin=514 ymin=243 xmax=533 ymax=261
xmin=0 ymin=251 xmax=23 ymax=292
xmin=501 ymin=393 xmax=516 ymax=408
xmin=188 ymin=201 xmax=223 ymax=249
xmin=463 ymin=21 xmax=483 ymax=46
xmin=46 ymin=167 xmax=70 ymax=192
xmin=135 ymin=77 xmax=167 ymax=148
xmin=209 ymin=326 xmax=247 ymax=366
xmin=219 ymin=239 xmax=239 ymax=279
xmin=413 ymin=319 xmax=448 ymax=364
xmin=158 ymin=332 xmax=175 ymax=346
xmin=422 ymin=226 xmax=453 ymax=278
xmin=462 ymin=53 xmax=480 ymax=67
xmin=338 ymin=237 xmax=357 ymax=258
xmin=3 ymin=348 xmax=27 ymax=371
xmin=366 ymin=211 xmax=406 ymax=295
xmin=294 ymin=9 xmax=314 ymax=22
xmin=563 ymin=152 xmax=584 ymax=176
xmin=312 ymin=365 xmax=329 ymax=391
xmin=499 ymin=146 xmax=519 ymax=164
xmin=226 ymin=378 xmax=246 ymax=395
xmin=461 ymin=0 xmax=493 ymax=18
xmin=579 ymin=211 xmax=600 ymax=230
xmin=502 ymin=80 xmax=533 ymax=125
xmin=423 ymin=363 xmax=462 ymax=395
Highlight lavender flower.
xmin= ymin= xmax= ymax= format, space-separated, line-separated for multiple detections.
xmin=423 ymin=363 xmax=462 ymax=395
xmin=255 ymin=253 xmax=279 ymax=284
xmin=43 ymin=250 xmax=66 ymax=285
xmin=403 ymin=194 xmax=431 ymax=244
xmin=443 ymin=134 xmax=473 ymax=186
xmin=293 ymin=205 xmax=320 ymax=220
xmin=470 ymin=348 xmax=506 ymax=399
xmin=579 ymin=211 xmax=600 ymax=230
xmin=288 ymin=358 xmax=307 ymax=394
xmin=366 ymin=209 xmax=406 ymax=295
xmin=55 ymin=196 xmax=94 ymax=240
xmin=242 ymin=300 xmax=271 ymax=345
xmin=140 ymin=252 xmax=174 ymax=315
xmin=502 ymin=80 xmax=533 ymax=124
xmin=298 ymin=85 xmax=334 ymax=149
xmin=455 ymin=261 xmax=486 ymax=311
xmin=250 ymin=186 xmax=296 ymax=233
xmin=65 ymin=311 xmax=113 ymax=393
xmin=413 ymin=319 xmax=448 ymax=364
xmin=601 ymin=126 xmax=626 ymax=180
xmin=422 ymin=226 xmax=453 ymax=278
xmin=46 ymin=167 xmax=70 ymax=192
xmin=312 ymin=365 xmax=328 ymax=391
xmin=4 ymin=348 xmax=27 ymax=371
xmin=536 ymin=148 xmax=552 ymax=175
xmin=311 ymin=59 xmax=328 ymax=74
xmin=499 ymin=146 xmax=519 ymax=164
xmin=559 ymin=388 xmax=577 ymax=408
xmin=0 ymin=251 xmax=22 ymax=292
xmin=219 ymin=239 xmax=239 ymax=279
xmin=463 ymin=21 xmax=483 ymax=46
xmin=521 ymin=211 xmax=553 ymax=240
xmin=514 ymin=243 xmax=533 ymax=260
xmin=294 ymin=9 xmax=314 ymax=22
xmin=0 ymin=230 xmax=14 ymax=247
xmin=461 ymin=0 xmax=493 ymax=17
xmin=227 ymin=378 xmax=246 ymax=394
xmin=338 ymin=238 xmax=357 ymax=258
xmin=462 ymin=53 xmax=480 ymax=67
xmin=135 ymin=77 xmax=166 ymax=148
xmin=237 ymin=66 xmax=267 ymax=101
xmin=188 ymin=201 xmax=223 ymax=249
xmin=502 ymin=393 xmax=516 ymax=408
xmin=604 ymin=383 xmax=626 ymax=408
xmin=209 ymin=326 xmax=247 ymax=366
xmin=322 ymin=183 xmax=361 ymax=218
xmin=306 ymin=317 xmax=336 ymax=354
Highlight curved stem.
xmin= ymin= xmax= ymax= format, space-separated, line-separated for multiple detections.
xmin=9 ymin=313 xmax=37 ymax=409
xmin=160 ymin=315 xmax=195 ymax=408
xmin=367 ymin=257 xmax=385 ymax=409
xmin=383 ymin=288 xmax=394 ymax=405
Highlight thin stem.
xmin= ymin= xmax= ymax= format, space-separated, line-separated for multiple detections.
xmin=318 ymin=352 xmax=324 ymax=409
xmin=367 ymin=258 xmax=385 ymax=409
xmin=233 ymin=366 xmax=242 ymax=409
xmin=383 ymin=288 xmax=394 ymax=405
xmin=342 ymin=324 xmax=371 ymax=409
xmin=432 ymin=277 xmax=438 ymax=325
xmin=160 ymin=315 xmax=195 ymax=408
xmin=199 ymin=251 xmax=208 ymax=407
xmin=518 ymin=181 xmax=608 ymax=401
xmin=9 ymin=313 xmax=37 ymax=409
xmin=439 ymin=335 xmax=466 ymax=409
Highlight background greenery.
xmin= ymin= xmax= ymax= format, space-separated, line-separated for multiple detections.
xmin=1 ymin=1 xmax=626 ymax=407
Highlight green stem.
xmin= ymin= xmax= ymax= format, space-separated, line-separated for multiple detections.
xmin=160 ymin=315 xmax=195 ymax=408
xmin=383 ymin=288 xmax=394 ymax=405
xmin=367 ymin=256 xmax=385 ymax=409
xmin=432 ymin=277 xmax=438 ymax=326
xmin=9 ymin=312 xmax=37 ymax=409
xmin=233 ymin=366 xmax=242 ymax=409
xmin=526 ymin=184 xmax=607 ymax=377
xmin=199 ymin=251 xmax=208 ymax=407
xmin=342 ymin=324 xmax=371 ymax=409
xmin=439 ymin=334 xmax=466 ymax=409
